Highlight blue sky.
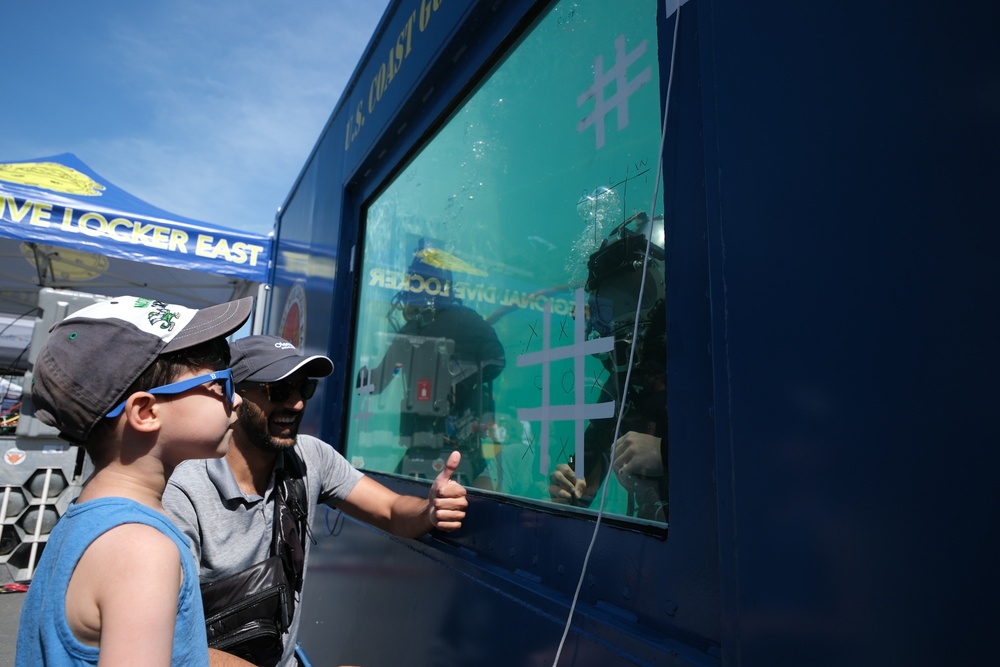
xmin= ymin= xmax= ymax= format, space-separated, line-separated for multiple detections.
xmin=1 ymin=1 xmax=390 ymax=236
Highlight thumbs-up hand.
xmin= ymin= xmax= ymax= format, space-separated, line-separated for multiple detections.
xmin=428 ymin=450 xmax=468 ymax=531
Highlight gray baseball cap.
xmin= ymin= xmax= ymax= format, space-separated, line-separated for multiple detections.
xmin=31 ymin=295 xmax=253 ymax=443
xmin=229 ymin=335 xmax=333 ymax=385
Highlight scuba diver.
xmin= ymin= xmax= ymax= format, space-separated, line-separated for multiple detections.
xmin=358 ymin=240 xmax=506 ymax=489
xmin=548 ymin=211 xmax=668 ymax=521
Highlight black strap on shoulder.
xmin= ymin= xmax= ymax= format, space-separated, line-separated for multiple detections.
xmin=272 ymin=449 xmax=309 ymax=595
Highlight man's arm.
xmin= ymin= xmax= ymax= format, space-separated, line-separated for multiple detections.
xmin=209 ymin=648 xmax=257 ymax=666
xmin=339 ymin=450 xmax=468 ymax=538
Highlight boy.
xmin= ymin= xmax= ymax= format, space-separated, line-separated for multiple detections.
xmin=16 ymin=295 xmax=252 ymax=666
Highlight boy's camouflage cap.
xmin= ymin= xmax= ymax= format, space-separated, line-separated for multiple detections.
xmin=31 ymin=295 xmax=252 ymax=443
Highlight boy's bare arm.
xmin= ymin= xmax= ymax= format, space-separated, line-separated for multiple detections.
xmin=67 ymin=523 xmax=183 ymax=666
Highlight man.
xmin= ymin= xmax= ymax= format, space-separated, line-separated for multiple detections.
xmin=163 ymin=335 xmax=468 ymax=667
xmin=361 ymin=239 xmax=505 ymax=488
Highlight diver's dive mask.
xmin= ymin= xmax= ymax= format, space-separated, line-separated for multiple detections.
xmin=387 ymin=290 xmax=433 ymax=332
xmin=584 ymin=212 xmax=666 ymax=375
xmin=585 ymin=211 xmax=664 ymax=292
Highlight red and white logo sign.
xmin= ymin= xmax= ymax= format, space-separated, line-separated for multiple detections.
xmin=417 ymin=379 xmax=432 ymax=401
xmin=4 ymin=447 xmax=27 ymax=466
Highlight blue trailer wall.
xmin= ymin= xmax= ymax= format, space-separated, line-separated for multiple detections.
xmin=271 ymin=1 xmax=999 ymax=665
xmin=698 ymin=2 xmax=1000 ymax=664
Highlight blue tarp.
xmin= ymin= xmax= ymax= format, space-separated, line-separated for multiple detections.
xmin=0 ymin=153 xmax=271 ymax=283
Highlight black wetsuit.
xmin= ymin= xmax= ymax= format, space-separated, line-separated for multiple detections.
xmin=581 ymin=374 xmax=668 ymax=521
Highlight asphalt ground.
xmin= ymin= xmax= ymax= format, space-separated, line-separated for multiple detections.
xmin=1 ymin=590 xmax=25 ymax=664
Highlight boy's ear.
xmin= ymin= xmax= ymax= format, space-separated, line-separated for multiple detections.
xmin=121 ymin=392 xmax=162 ymax=434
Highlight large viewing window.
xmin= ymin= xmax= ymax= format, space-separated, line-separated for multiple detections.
xmin=347 ymin=0 xmax=667 ymax=526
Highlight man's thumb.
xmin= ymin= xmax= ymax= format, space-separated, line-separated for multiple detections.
xmin=440 ymin=450 xmax=461 ymax=480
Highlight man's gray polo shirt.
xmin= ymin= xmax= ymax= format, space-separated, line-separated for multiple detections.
xmin=163 ymin=434 xmax=363 ymax=667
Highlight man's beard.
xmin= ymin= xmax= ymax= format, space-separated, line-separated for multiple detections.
xmin=237 ymin=400 xmax=298 ymax=453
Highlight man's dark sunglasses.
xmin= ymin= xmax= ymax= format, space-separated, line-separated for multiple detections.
xmin=253 ymin=377 xmax=319 ymax=403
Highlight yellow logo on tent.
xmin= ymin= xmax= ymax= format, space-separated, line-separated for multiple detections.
xmin=21 ymin=243 xmax=109 ymax=282
xmin=415 ymin=247 xmax=488 ymax=277
xmin=0 ymin=161 xmax=105 ymax=196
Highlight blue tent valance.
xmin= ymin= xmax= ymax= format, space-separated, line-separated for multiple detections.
xmin=0 ymin=153 xmax=271 ymax=284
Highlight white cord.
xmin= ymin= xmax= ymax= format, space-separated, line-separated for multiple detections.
xmin=551 ymin=3 xmax=681 ymax=664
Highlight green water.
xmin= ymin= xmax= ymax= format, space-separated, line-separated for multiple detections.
xmin=348 ymin=0 xmax=665 ymax=523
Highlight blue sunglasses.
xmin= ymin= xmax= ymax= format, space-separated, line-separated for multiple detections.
xmin=106 ymin=369 xmax=235 ymax=418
